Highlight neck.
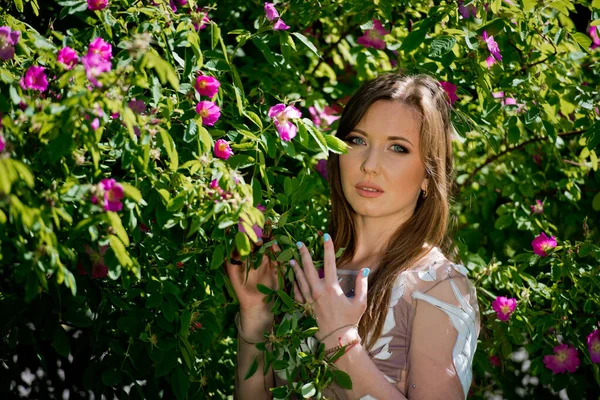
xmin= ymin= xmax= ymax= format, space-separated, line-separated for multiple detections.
xmin=350 ymin=211 xmax=411 ymax=270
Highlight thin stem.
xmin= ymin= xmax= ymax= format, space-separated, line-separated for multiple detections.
xmin=458 ymin=129 xmax=585 ymax=191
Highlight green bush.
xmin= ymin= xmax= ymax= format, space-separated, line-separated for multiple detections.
xmin=0 ymin=0 xmax=599 ymax=398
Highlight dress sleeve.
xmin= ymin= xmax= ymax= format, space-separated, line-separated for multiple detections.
xmin=406 ymin=274 xmax=479 ymax=400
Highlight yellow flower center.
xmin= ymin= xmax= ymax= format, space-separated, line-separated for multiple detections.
xmin=556 ymin=350 xmax=567 ymax=362
xmin=593 ymin=342 xmax=600 ymax=353
xmin=500 ymin=305 xmax=511 ymax=314
xmin=217 ymin=142 xmax=227 ymax=151
xmin=198 ymin=80 xmax=207 ymax=89
xmin=200 ymin=109 xmax=209 ymax=118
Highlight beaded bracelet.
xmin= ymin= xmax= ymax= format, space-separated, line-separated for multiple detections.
xmin=318 ymin=323 xmax=359 ymax=343
xmin=325 ymin=337 xmax=361 ymax=360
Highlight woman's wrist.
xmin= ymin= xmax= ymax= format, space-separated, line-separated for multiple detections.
xmin=237 ymin=311 xmax=274 ymax=343
xmin=320 ymin=326 xmax=361 ymax=351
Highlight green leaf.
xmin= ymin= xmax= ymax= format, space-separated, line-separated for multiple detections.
xmin=106 ymin=212 xmax=130 ymax=246
xmin=429 ymin=36 xmax=456 ymax=58
xmin=244 ymin=355 xmax=259 ymax=380
xmin=211 ymin=22 xmax=221 ymax=50
xmin=52 ymin=328 xmax=70 ymax=357
xmin=109 ymin=235 xmax=132 ymax=267
xmin=325 ymin=134 xmax=347 ymax=154
xmin=14 ymin=0 xmax=24 ymax=12
xmin=592 ymin=192 xmax=600 ymax=212
xmin=143 ymin=52 xmax=180 ymax=90
xmin=198 ymin=125 xmax=213 ymax=154
xmin=276 ymin=317 xmax=290 ymax=336
xmin=572 ymin=32 xmax=592 ymax=52
xmin=159 ymin=129 xmax=179 ymax=171
xmin=276 ymin=248 xmax=294 ymax=263
xmin=183 ymin=118 xmax=197 ymax=143
xmin=161 ymin=298 xmax=177 ymax=322
xmin=334 ymin=369 xmax=353 ymax=390
xmin=257 ymin=284 xmax=274 ymax=295
xmin=278 ymin=290 xmax=295 ymax=309
xmin=291 ymin=32 xmax=320 ymax=58
xmin=235 ymin=231 xmax=251 ymax=257
xmin=301 ymin=382 xmax=316 ymax=398
xmin=120 ymin=182 xmax=143 ymax=203
xmin=171 ymin=366 xmax=189 ymax=400
xmin=495 ymin=215 xmax=513 ymax=230
xmin=211 ymin=245 xmax=225 ymax=270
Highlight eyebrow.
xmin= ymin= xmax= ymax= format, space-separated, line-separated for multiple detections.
xmin=351 ymin=128 xmax=414 ymax=146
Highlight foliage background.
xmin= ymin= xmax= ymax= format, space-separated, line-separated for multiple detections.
xmin=0 ymin=0 xmax=599 ymax=399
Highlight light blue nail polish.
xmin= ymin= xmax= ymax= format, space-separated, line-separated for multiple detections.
xmin=323 ymin=233 xmax=331 ymax=242
xmin=290 ymin=260 xmax=296 ymax=267
xmin=296 ymin=241 xmax=303 ymax=249
xmin=362 ymin=268 xmax=370 ymax=277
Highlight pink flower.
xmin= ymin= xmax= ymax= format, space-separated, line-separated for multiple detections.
xmin=268 ymin=103 xmax=302 ymax=141
xmin=490 ymin=355 xmax=501 ymax=367
xmin=357 ymin=19 xmax=389 ymax=50
xmin=482 ymin=30 xmax=502 ymax=62
xmin=264 ymin=2 xmax=279 ymax=21
xmin=531 ymin=232 xmax=557 ymax=257
xmin=308 ymin=105 xmax=340 ymax=129
xmin=78 ymin=244 xmax=109 ymax=278
xmin=492 ymin=296 xmax=517 ymax=321
xmin=99 ymin=178 xmax=124 ymax=212
xmin=192 ymin=11 xmax=210 ymax=31
xmin=91 ymin=118 xmax=100 ymax=131
xmin=88 ymin=0 xmax=108 ymax=10
xmin=196 ymin=101 xmax=221 ymax=126
xmin=590 ymin=26 xmax=600 ymax=50
xmin=587 ymin=329 xmax=600 ymax=363
xmin=485 ymin=55 xmax=496 ymax=69
xmin=82 ymin=53 xmax=112 ymax=87
xmin=316 ymin=159 xmax=327 ymax=179
xmin=194 ymin=74 xmax=220 ymax=97
xmin=458 ymin=1 xmax=477 ymax=19
xmin=214 ymin=139 xmax=233 ymax=160
xmin=530 ymin=200 xmax=544 ymax=214
xmin=88 ymin=37 xmax=112 ymax=61
xmin=20 ymin=66 xmax=48 ymax=92
xmin=543 ymin=344 xmax=580 ymax=374
xmin=0 ymin=134 xmax=5 ymax=152
xmin=273 ymin=18 xmax=290 ymax=31
xmin=128 ymin=98 xmax=146 ymax=114
xmin=533 ymin=154 xmax=542 ymax=166
xmin=57 ymin=46 xmax=79 ymax=69
xmin=0 ymin=26 xmax=21 ymax=61
xmin=440 ymin=81 xmax=458 ymax=105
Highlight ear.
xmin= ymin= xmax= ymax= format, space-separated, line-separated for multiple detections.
xmin=421 ymin=177 xmax=429 ymax=192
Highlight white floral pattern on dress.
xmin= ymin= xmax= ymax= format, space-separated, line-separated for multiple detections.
xmin=411 ymin=276 xmax=477 ymax=398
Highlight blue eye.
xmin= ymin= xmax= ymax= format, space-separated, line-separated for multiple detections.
xmin=391 ymin=144 xmax=408 ymax=153
xmin=346 ymin=136 xmax=365 ymax=146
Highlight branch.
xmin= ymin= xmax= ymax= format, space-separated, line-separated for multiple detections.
xmin=458 ymin=129 xmax=586 ymax=191
xmin=309 ymin=27 xmax=354 ymax=76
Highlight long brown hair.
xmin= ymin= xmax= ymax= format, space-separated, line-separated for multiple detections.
xmin=326 ymin=73 xmax=456 ymax=350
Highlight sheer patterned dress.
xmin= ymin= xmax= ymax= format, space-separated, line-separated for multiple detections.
xmin=273 ymin=246 xmax=480 ymax=400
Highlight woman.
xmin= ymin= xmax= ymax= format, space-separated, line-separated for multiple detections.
xmin=227 ymin=73 xmax=481 ymax=399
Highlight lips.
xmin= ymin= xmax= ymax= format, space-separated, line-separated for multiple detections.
xmin=355 ymin=182 xmax=384 ymax=198
xmin=355 ymin=182 xmax=384 ymax=192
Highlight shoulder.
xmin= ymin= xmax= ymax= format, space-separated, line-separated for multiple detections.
xmin=397 ymin=246 xmax=472 ymax=292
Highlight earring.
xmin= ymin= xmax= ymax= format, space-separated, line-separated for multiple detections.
xmin=422 ymin=187 xmax=428 ymax=198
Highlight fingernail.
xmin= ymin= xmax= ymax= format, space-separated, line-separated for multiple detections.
xmin=296 ymin=241 xmax=303 ymax=249
xmin=290 ymin=260 xmax=296 ymax=267
xmin=274 ymin=240 xmax=278 ymax=245
xmin=362 ymin=268 xmax=370 ymax=277
xmin=323 ymin=233 xmax=331 ymax=242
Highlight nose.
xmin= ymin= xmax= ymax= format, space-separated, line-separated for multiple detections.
xmin=360 ymin=147 xmax=381 ymax=175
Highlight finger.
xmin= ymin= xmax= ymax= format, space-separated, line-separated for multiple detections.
xmin=291 ymin=259 xmax=312 ymax=302
xmin=296 ymin=241 xmax=321 ymax=291
xmin=353 ymin=268 xmax=370 ymax=306
xmin=323 ymin=233 xmax=338 ymax=284
xmin=225 ymin=256 xmax=244 ymax=289
xmin=293 ymin=281 xmax=305 ymax=303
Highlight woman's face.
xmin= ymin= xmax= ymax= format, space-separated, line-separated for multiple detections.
xmin=339 ymin=100 xmax=428 ymax=222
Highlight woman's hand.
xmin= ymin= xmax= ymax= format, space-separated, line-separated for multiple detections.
xmin=225 ymin=239 xmax=282 ymax=316
xmin=291 ymin=233 xmax=370 ymax=343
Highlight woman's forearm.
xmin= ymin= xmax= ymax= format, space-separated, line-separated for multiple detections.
xmin=322 ymin=328 xmax=407 ymax=400
xmin=235 ymin=313 xmax=275 ymax=400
